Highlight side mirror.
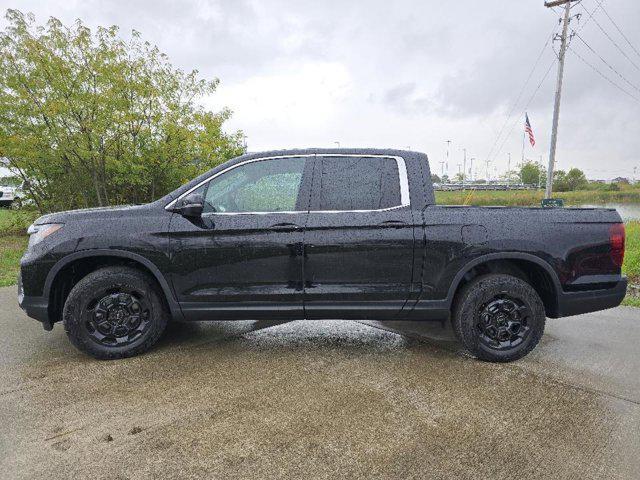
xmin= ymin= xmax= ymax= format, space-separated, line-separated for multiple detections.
xmin=176 ymin=193 xmax=204 ymax=217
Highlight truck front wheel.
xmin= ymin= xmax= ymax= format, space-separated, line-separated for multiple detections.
xmin=63 ymin=266 xmax=169 ymax=359
xmin=452 ymin=274 xmax=546 ymax=362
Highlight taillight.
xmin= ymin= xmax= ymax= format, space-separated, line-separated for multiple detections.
xmin=609 ymin=223 xmax=625 ymax=267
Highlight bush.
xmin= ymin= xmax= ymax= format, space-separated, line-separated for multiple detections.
xmin=0 ymin=209 xmax=39 ymax=236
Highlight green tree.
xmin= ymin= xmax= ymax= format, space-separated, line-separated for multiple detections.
xmin=519 ymin=161 xmax=545 ymax=186
xmin=431 ymin=173 xmax=441 ymax=184
xmin=564 ymin=168 xmax=588 ymax=191
xmin=553 ymin=168 xmax=588 ymax=192
xmin=0 ymin=10 xmax=245 ymax=212
xmin=553 ymin=170 xmax=568 ymax=191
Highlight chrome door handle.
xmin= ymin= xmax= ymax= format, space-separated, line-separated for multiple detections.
xmin=378 ymin=220 xmax=406 ymax=227
xmin=269 ymin=223 xmax=301 ymax=231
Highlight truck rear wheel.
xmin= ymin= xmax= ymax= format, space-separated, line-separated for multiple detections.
xmin=63 ymin=266 xmax=168 ymax=359
xmin=452 ymin=274 xmax=546 ymax=362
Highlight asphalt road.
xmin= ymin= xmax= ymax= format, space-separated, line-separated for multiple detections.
xmin=1 ymin=285 xmax=638 ymax=480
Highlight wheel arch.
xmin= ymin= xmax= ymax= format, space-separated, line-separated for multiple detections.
xmin=45 ymin=249 xmax=182 ymax=324
xmin=446 ymin=253 xmax=562 ymax=317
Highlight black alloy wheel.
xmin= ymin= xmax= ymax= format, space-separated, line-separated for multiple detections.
xmin=63 ymin=266 xmax=168 ymax=359
xmin=85 ymin=291 xmax=151 ymax=347
xmin=476 ymin=295 xmax=531 ymax=351
xmin=452 ymin=273 xmax=546 ymax=362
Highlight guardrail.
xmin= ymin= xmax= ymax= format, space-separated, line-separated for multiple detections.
xmin=434 ymin=183 xmax=539 ymax=191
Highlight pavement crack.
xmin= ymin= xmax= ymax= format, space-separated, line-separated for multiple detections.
xmin=44 ymin=426 xmax=85 ymax=441
xmin=0 ymin=384 xmax=36 ymax=396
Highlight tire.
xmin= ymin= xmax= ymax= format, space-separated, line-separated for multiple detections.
xmin=452 ymin=273 xmax=546 ymax=363
xmin=63 ymin=266 xmax=169 ymax=359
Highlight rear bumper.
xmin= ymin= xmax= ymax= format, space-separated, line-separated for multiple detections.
xmin=556 ymin=277 xmax=628 ymax=318
xmin=17 ymin=274 xmax=52 ymax=330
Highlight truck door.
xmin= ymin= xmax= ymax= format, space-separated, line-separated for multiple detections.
xmin=303 ymin=154 xmax=416 ymax=320
xmin=169 ymin=156 xmax=313 ymax=320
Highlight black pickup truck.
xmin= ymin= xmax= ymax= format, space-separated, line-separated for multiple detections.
xmin=18 ymin=149 xmax=627 ymax=362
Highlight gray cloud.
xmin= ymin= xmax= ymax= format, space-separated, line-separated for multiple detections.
xmin=379 ymin=82 xmax=433 ymax=114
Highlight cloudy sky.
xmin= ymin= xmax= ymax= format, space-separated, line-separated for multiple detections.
xmin=1 ymin=0 xmax=639 ymax=180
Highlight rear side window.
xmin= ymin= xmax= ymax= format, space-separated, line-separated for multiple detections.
xmin=317 ymin=156 xmax=401 ymax=211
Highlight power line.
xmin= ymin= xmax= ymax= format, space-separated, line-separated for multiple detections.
xmin=573 ymin=32 xmax=640 ymax=93
xmin=599 ymin=4 xmax=640 ymax=60
xmin=484 ymin=31 xmax=555 ymax=163
xmin=576 ymin=0 xmax=605 ymax=33
xmin=491 ymin=59 xmax=557 ymax=165
xmin=578 ymin=0 xmax=640 ymax=71
xmin=568 ymin=45 xmax=640 ymax=102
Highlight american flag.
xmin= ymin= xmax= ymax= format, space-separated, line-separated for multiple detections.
xmin=525 ymin=113 xmax=536 ymax=147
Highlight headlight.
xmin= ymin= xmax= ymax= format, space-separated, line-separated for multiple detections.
xmin=27 ymin=223 xmax=63 ymax=247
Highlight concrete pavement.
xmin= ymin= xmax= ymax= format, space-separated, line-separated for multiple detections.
xmin=0 ymin=286 xmax=638 ymax=479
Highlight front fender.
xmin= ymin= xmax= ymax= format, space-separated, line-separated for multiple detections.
xmin=43 ymin=249 xmax=183 ymax=321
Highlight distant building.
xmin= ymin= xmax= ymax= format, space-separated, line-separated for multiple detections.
xmin=611 ymin=177 xmax=630 ymax=184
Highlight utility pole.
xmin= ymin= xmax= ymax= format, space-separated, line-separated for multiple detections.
xmin=445 ymin=140 xmax=452 ymax=173
xmin=439 ymin=161 xmax=445 ymax=178
xmin=462 ymin=148 xmax=467 ymax=188
xmin=508 ymin=153 xmax=512 ymax=187
xmin=469 ymin=158 xmax=475 ymax=183
xmin=538 ymin=155 xmax=543 ymax=188
xmin=544 ymin=0 xmax=578 ymax=199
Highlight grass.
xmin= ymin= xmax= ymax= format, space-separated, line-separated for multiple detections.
xmin=622 ymin=221 xmax=640 ymax=306
xmin=0 ymin=235 xmax=28 ymax=287
xmin=435 ymin=187 xmax=640 ymax=207
xmin=622 ymin=296 xmax=640 ymax=307
xmin=0 ymin=208 xmax=39 ymax=287
xmin=0 ymin=207 xmax=638 ymax=307
xmin=0 ymin=208 xmax=40 ymax=235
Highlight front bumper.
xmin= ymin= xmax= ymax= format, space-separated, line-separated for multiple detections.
xmin=17 ymin=274 xmax=53 ymax=330
xmin=556 ymin=277 xmax=628 ymax=318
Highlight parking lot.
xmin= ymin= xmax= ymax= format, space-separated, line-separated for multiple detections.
xmin=1 ymin=285 xmax=638 ymax=479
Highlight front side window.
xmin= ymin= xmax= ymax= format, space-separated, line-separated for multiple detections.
xmin=202 ymin=157 xmax=306 ymax=213
xmin=318 ymin=156 xmax=402 ymax=211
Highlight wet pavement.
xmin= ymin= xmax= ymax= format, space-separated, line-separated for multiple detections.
xmin=0 ymin=286 xmax=638 ymax=479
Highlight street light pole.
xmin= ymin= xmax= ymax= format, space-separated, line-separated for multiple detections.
xmin=544 ymin=0 xmax=578 ymax=199
xmin=462 ymin=148 xmax=467 ymax=189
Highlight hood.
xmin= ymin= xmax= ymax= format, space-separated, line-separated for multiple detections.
xmin=34 ymin=203 xmax=159 ymax=225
